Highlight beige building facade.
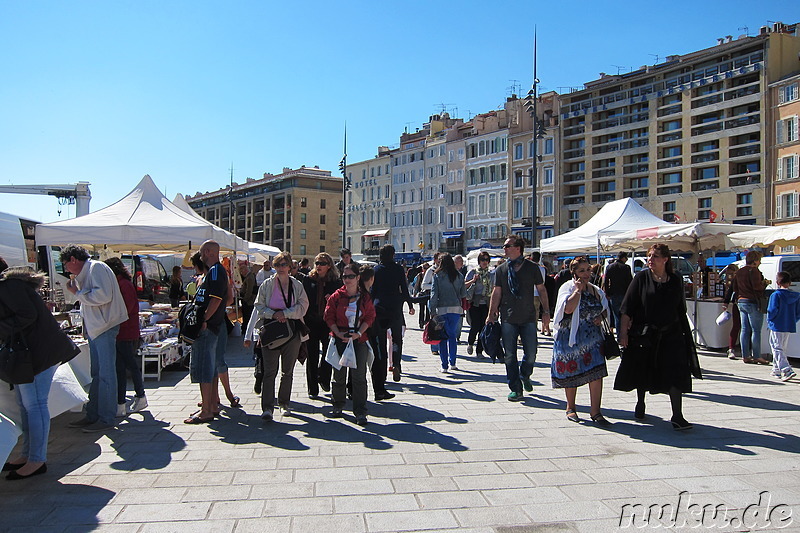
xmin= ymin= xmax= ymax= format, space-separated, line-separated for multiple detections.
xmin=344 ymin=148 xmax=394 ymax=259
xmin=557 ymin=26 xmax=800 ymax=232
xmin=185 ymin=166 xmax=344 ymax=260
xmin=771 ymin=72 xmax=800 ymax=252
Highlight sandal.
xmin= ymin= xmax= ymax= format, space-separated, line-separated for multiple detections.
xmin=229 ymin=396 xmax=241 ymax=408
xmin=743 ymin=358 xmax=757 ymax=364
xmin=754 ymin=358 xmax=771 ymax=365
xmin=184 ymin=415 xmax=213 ymax=424
xmin=670 ymin=417 xmax=693 ymax=431
xmin=590 ymin=413 xmax=611 ymax=426
xmin=566 ymin=409 xmax=580 ymax=423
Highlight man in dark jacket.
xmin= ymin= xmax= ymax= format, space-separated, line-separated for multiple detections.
xmin=602 ymin=252 xmax=633 ymax=329
xmin=371 ymin=245 xmax=415 ymax=384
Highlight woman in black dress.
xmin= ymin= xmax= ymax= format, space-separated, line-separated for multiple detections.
xmin=615 ymin=243 xmax=701 ymax=430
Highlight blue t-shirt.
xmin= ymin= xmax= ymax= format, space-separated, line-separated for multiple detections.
xmin=195 ymin=262 xmax=228 ymax=334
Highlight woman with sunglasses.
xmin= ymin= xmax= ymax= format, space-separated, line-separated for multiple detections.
xmin=323 ymin=264 xmax=376 ymax=426
xmin=299 ymin=253 xmax=341 ymax=398
xmin=615 ymin=243 xmax=701 ymax=430
xmin=247 ymin=251 xmax=309 ymax=422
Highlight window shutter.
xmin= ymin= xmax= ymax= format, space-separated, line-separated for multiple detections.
xmin=794 ymin=193 xmax=799 ymax=218
xmin=777 ymin=195 xmax=783 ymax=219
xmin=794 ymin=155 xmax=800 ymax=180
xmin=780 ymin=87 xmax=786 ymax=105
xmin=777 ymin=120 xmax=785 ymax=144
xmin=778 ymin=157 xmax=784 ymax=181
xmin=793 ymin=116 xmax=800 ymax=142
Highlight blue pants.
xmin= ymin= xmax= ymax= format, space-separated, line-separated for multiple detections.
xmin=608 ymin=294 xmax=624 ymax=329
xmin=738 ymin=301 xmax=763 ymax=360
xmin=437 ymin=313 xmax=461 ymax=369
xmin=14 ymin=365 xmax=58 ymax=462
xmin=501 ymin=321 xmax=538 ymax=393
xmin=87 ymin=325 xmax=120 ymax=425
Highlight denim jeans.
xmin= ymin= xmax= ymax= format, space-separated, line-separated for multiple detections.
xmin=15 ymin=364 xmax=58 ymax=462
xmin=501 ymin=320 xmax=539 ymax=393
xmin=608 ymin=294 xmax=624 ymax=330
xmin=738 ymin=301 xmax=763 ymax=360
xmin=116 ymin=339 xmax=145 ymax=404
xmin=190 ymin=328 xmax=218 ymax=384
xmin=216 ymin=324 xmax=229 ymax=374
xmin=86 ymin=325 xmax=120 ymax=425
xmin=437 ymin=313 xmax=461 ymax=369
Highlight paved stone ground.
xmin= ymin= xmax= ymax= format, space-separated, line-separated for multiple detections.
xmin=1 ymin=310 xmax=799 ymax=532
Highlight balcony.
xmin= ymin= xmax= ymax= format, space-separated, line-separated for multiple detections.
xmin=691 ymin=181 xmax=719 ymax=192
xmin=563 ymin=195 xmax=586 ymax=206
xmin=658 ymin=132 xmax=682 ymax=143
xmin=691 ymin=94 xmax=724 ymax=109
xmin=563 ymin=126 xmax=585 ymax=137
xmin=592 ymin=193 xmax=616 ymax=202
xmin=623 ymin=189 xmax=649 ymax=199
xmin=657 ymin=159 xmax=683 ymax=170
xmin=657 ymin=186 xmax=682 ymax=195
xmin=360 ymin=247 xmax=381 ymax=256
xmin=725 ymin=115 xmax=760 ymax=129
xmin=724 ymin=85 xmax=759 ymax=101
xmin=692 ymin=122 xmax=724 ymax=136
xmin=564 ymin=149 xmax=585 ymax=160
xmin=729 ymin=145 xmax=760 ymax=158
xmin=657 ymin=105 xmax=682 ymax=117
xmin=623 ymin=164 xmax=649 ymax=174
xmin=563 ymin=173 xmax=585 ymax=183
xmin=592 ymin=169 xmax=616 ymax=179
xmin=691 ymin=153 xmax=719 ymax=164
xmin=729 ymin=173 xmax=761 ymax=187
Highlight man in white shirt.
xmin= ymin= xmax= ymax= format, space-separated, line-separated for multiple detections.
xmin=63 ymin=245 xmax=128 ymax=432
xmin=255 ymin=258 xmax=275 ymax=286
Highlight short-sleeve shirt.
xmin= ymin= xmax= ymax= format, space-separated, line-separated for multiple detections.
xmin=195 ymin=262 xmax=228 ymax=334
xmin=495 ymin=260 xmax=544 ymax=324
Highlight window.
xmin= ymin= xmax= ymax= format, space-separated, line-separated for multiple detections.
xmin=777 ymin=192 xmax=799 ymax=219
xmin=320 ymin=199 xmax=326 ymax=209
xmin=488 ymin=193 xmax=496 ymax=214
xmin=568 ymin=210 xmax=580 ymax=229
xmin=514 ymin=171 xmax=524 ymax=188
xmin=320 ymin=245 xmax=325 ymax=253
xmin=468 ymin=196 xmax=475 ymax=216
xmin=698 ymin=198 xmax=712 ymax=209
xmin=299 ymin=228 xmax=307 ymax=239
xmin=469 ymin=169 xmax=476 ymax=186
xmin=697 ymin=167 xmax=719 ymax=180
xmin=778 ymin=155 xmax=800 ymax=181
xmin=457 ymin=169 xmax=463 ymax=182
xmin=542 ymin=195 xmax=553 ymax=217
xmin=299 ymin=245 xmax=306 ymax=255
xmin=780 ymin=83 xmax=799 ymax=104
xmin=478 ymin=195 xmax=486 ymax=215
xmin=300 ymin=197 xmax=307 ymax=207
xmin=514 ymin=198 xmax=523 ymax=218
xmin=514 ymin=143 xmax=523 ymax=160
xmin=529 ymin=141 xmax=535 ymax=158
xmin=662 ymin=146 xmax=681 ymax=157
xmin=320 ymin=214 xmax=326 ymax=224
xmin=499 ymin=192 xmax=507 ymax=212
xmin=543 ymin=167 xmax=553 ymax=185
xmin=777 ymin=116 xmax=799 ymax=144
xmin=544 ymin=138 xmax=554 ymax=155
xmin=449 ymin=150 xmax=454 ymax=162
xmin=320 ymin=230 xmax=326 ymax=240
xmin=663 ymin=201 xmax=676 ymax=212
xmin=300 ymin=213 xmax=307 ymax=223
xmin=458 ymin=148 xmax=465 ymax=160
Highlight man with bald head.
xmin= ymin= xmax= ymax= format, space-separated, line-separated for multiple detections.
xmin=185 ymin=240 xmax=229 ymax=424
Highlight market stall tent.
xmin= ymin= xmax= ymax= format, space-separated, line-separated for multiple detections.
xmin=725 ymin=221 xmax=800 ymax=250
xmin=539 ymin=198 xmax=666 ymax=254
xmin=601 ymin=222 xmax=766 ymax=253
xmin=36 ymin=175 xmax=247 ymax=252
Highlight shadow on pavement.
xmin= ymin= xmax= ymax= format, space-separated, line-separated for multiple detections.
xmin=0 ymin=481 xmax=115 ymax=530
xmin=107 ymin=412 xmax=187 ymax=471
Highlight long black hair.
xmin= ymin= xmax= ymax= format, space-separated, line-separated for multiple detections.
xmin=436 ymin=253 xmax=459 ymax=282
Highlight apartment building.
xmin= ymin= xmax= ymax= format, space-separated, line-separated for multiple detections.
xmin=391 ymin=128 xmax=428 ymax=253
xmin=557 ymin=24 xmax=800 ymax=231
xmin=185 ymin=166 xmax=343 ymax=260
xmin=424 ymin=125 xmax=449 ymax=255
xmin=464 ymin=111 xmax=511 ymax=249
xmin=442 ymin=124 xmax=469 ymax=255
xmin=507 ymin=93 xmax=560 ymax=244
xmin=343 ymin=148 xmax=394 ymax=259
xmin=771 ymin=72 xmax=800 ymax=248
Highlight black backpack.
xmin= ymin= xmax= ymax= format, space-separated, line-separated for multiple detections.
xmin=178 ymin=301 xmax=203 ymax=344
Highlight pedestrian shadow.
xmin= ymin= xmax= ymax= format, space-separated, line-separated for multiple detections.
xmin=590 ymin=418 xmax=800 ymax=456
xmin=106 ymin=411 xmax=187 ymax=471
xmin=0 ymin=481 xmax=114 ymax=530
xmin=687 ymin=389 xmax=800 ymax=412
xmin=696 ymin=368 xmax=792 ymax=387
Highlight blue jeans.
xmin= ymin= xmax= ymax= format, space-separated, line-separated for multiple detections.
xmin=86 ymin=325 xmax=119 ymax=425
xmin=15 ymin=364 xmax=58 ymax=462
xmin=738 ymin=301 xmax=763 ymax=360
xmin=501 ymin=320 xmax=539 ymax=393
xmin=116 ymin=339 xmax=145 ymax=404
xmin=437 ymin=313 xmax=461 ymax=369
xmin=608 ymin=294 xmax=624 ymax=329
xmin=190 ymin=328 xmax=218 ymax=383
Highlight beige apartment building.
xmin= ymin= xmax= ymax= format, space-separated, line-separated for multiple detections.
xmin=771 ymin=72 xmax=800 ymax=252
xmin=343 ymin=148 xmax=394 ymax=259
xmin=185 ymin=166 xmax=344 ymax=260
xmin=557 ymin=23 xmax=800 ymax=232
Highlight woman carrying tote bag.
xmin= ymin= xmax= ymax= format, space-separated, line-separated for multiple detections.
xmin=428 ymin=254 xmax=466 ymax=373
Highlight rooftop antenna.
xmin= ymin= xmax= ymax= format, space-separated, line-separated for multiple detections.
xmin=649 ymin=54 xmax=661 ymax=64
xmin=507 ymin=79 xmax=521 ymax=97
xmin=435 ymin=103 xmax=454 ymax=115
xmin=450 ymin=106 xmax=459 ymax=118
xmin=611 ymin=65 xmax=626 ymax=75
xmin=738 ymin=26 xmax=750 ymax=36
xmin=404 ymin=122 xmax=413 ymax=134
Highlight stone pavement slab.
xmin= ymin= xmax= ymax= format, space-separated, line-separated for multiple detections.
xmin=1 ymin=308 xmax=799 ymax=531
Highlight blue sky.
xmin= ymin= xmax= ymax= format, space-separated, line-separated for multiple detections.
xmin=1 ymin=1 xmax=797 ymax=223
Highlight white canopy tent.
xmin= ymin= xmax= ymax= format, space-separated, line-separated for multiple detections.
xmin=36 ymin=175 xmax=248 ymax=253
xmin=539 ymin=198 xmax=667 ymax=255
xmin=601 ymin=222 xmax=767 ymax=253
xmin=725 ymin=222 xmax=800 ymax=250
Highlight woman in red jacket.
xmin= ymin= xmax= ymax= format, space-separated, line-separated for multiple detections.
xmin=324 ymin=263 xmax=376 ymax=426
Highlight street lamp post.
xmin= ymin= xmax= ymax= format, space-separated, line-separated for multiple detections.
xmin=339 ymin=125 xmax=349 ymax=249
xmin=523 ymin=30 xmax=544 ymax=249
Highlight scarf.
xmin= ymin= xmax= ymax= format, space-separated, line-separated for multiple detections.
xmin=508 ymin=256 xmax=525 ymax=299
xmin=477 ymin=267 xmax=491 ymax=296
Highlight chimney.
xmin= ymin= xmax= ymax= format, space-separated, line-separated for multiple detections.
xmin=725 ymin=35 xmax=733 ymax=43
xmin=717 ymin=37 xmax=725 ymax=45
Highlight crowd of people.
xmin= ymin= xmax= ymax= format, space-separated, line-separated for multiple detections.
xmin=2 ymin=234 xmax=798 ymax=481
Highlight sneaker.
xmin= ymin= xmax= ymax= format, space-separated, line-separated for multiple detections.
xmin=449 ymin=365 xmax=459 ymax=371
xmin=782 ymin=371 xmax=797 ymax=382
xmin=68 ymin=417 xmax=94 ymax=428
xmin=439 ymin=368 xmax=449 ymax=374
xmin=727 ymin=350 xmax=738 ymax=360
xmin=432 ymin=350 xmax=439 ymax=355
xmin=129 ymin=396 xmax=148 ymax=413
xmin=261 ymin=410 xmax=273 ymax=422
xmin=116 ymin=404 xmax=127 ymax=418
xmin=507 ymin=391 xmax=524 ymax=402
xmin=279 ymin=404 xmax=291 ymax=415
xmin=82 ymin=422 xmax=115 ymax=433
xmin=467 ymin=345 xmax=474 ymax=355
xmin=521 ymin=376 xmax=533 ymax=393
xmin=355 ymin=415 xmax=368 ymax=427
xmin=771 ymin=370 xmax=782 ymax=378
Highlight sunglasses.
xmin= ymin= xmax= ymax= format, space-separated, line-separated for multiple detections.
xmin=503 ymin=243 xmax=514 ymax=248
xmin=274 ymin=262 xmax=289 ymax=268
xmin=342 ymin=274 xmax=358 ymax=280
xmin=315 ymin=261 xmax=330 ymax=266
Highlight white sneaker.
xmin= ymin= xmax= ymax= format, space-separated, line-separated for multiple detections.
xmin=439 ymin=368 xmax=449 ymax=373
xmin=782 ymin=371 xmax=797 ymax=382
xmin=129 ymin=396 xmax=148 ymax=413
xmin=449 ymin=365 xmax=459 ymax=371
xmin=771 ymin=370 xmax=782 ymax=378
xmin=279 ymin=404 xmax=291 ymax=415
xmin=727 ymin=350 xmax=737 ymax=360
xmin=116 ymin=403 xmax=127 ymax=418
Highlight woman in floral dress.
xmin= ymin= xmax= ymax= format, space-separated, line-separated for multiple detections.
xmin=551 ymin=257 xmax=610 ymax=425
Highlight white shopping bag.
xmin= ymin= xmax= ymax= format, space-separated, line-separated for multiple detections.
xmin=339 ymin=340 xmax=357 ymax=369
xmin=715 ymin=310 xmax=731 ymax=326
xmin=325 ymin=337 xmax=342 ymax=370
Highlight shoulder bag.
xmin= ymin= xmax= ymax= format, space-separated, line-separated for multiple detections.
xmin=259 ymin=278 xmax=297 ymax=350
xmin=600 ymin=316 xmax=620 ymax=360
xmin=0 ymin=321 xmax=35 ymax=385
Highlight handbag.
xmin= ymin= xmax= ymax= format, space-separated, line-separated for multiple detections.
xmin=0 ymin=326 xmax=35 ymax=385
xmin=259 ymin=319 xmax=295 ymax=350
xmin=600 ymin=316 xmax=620 ymax=360
xmin=423 ymin=317 xmax=446 ymax=344
xmin=178 ymin=301 xmax=202 ymax=344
